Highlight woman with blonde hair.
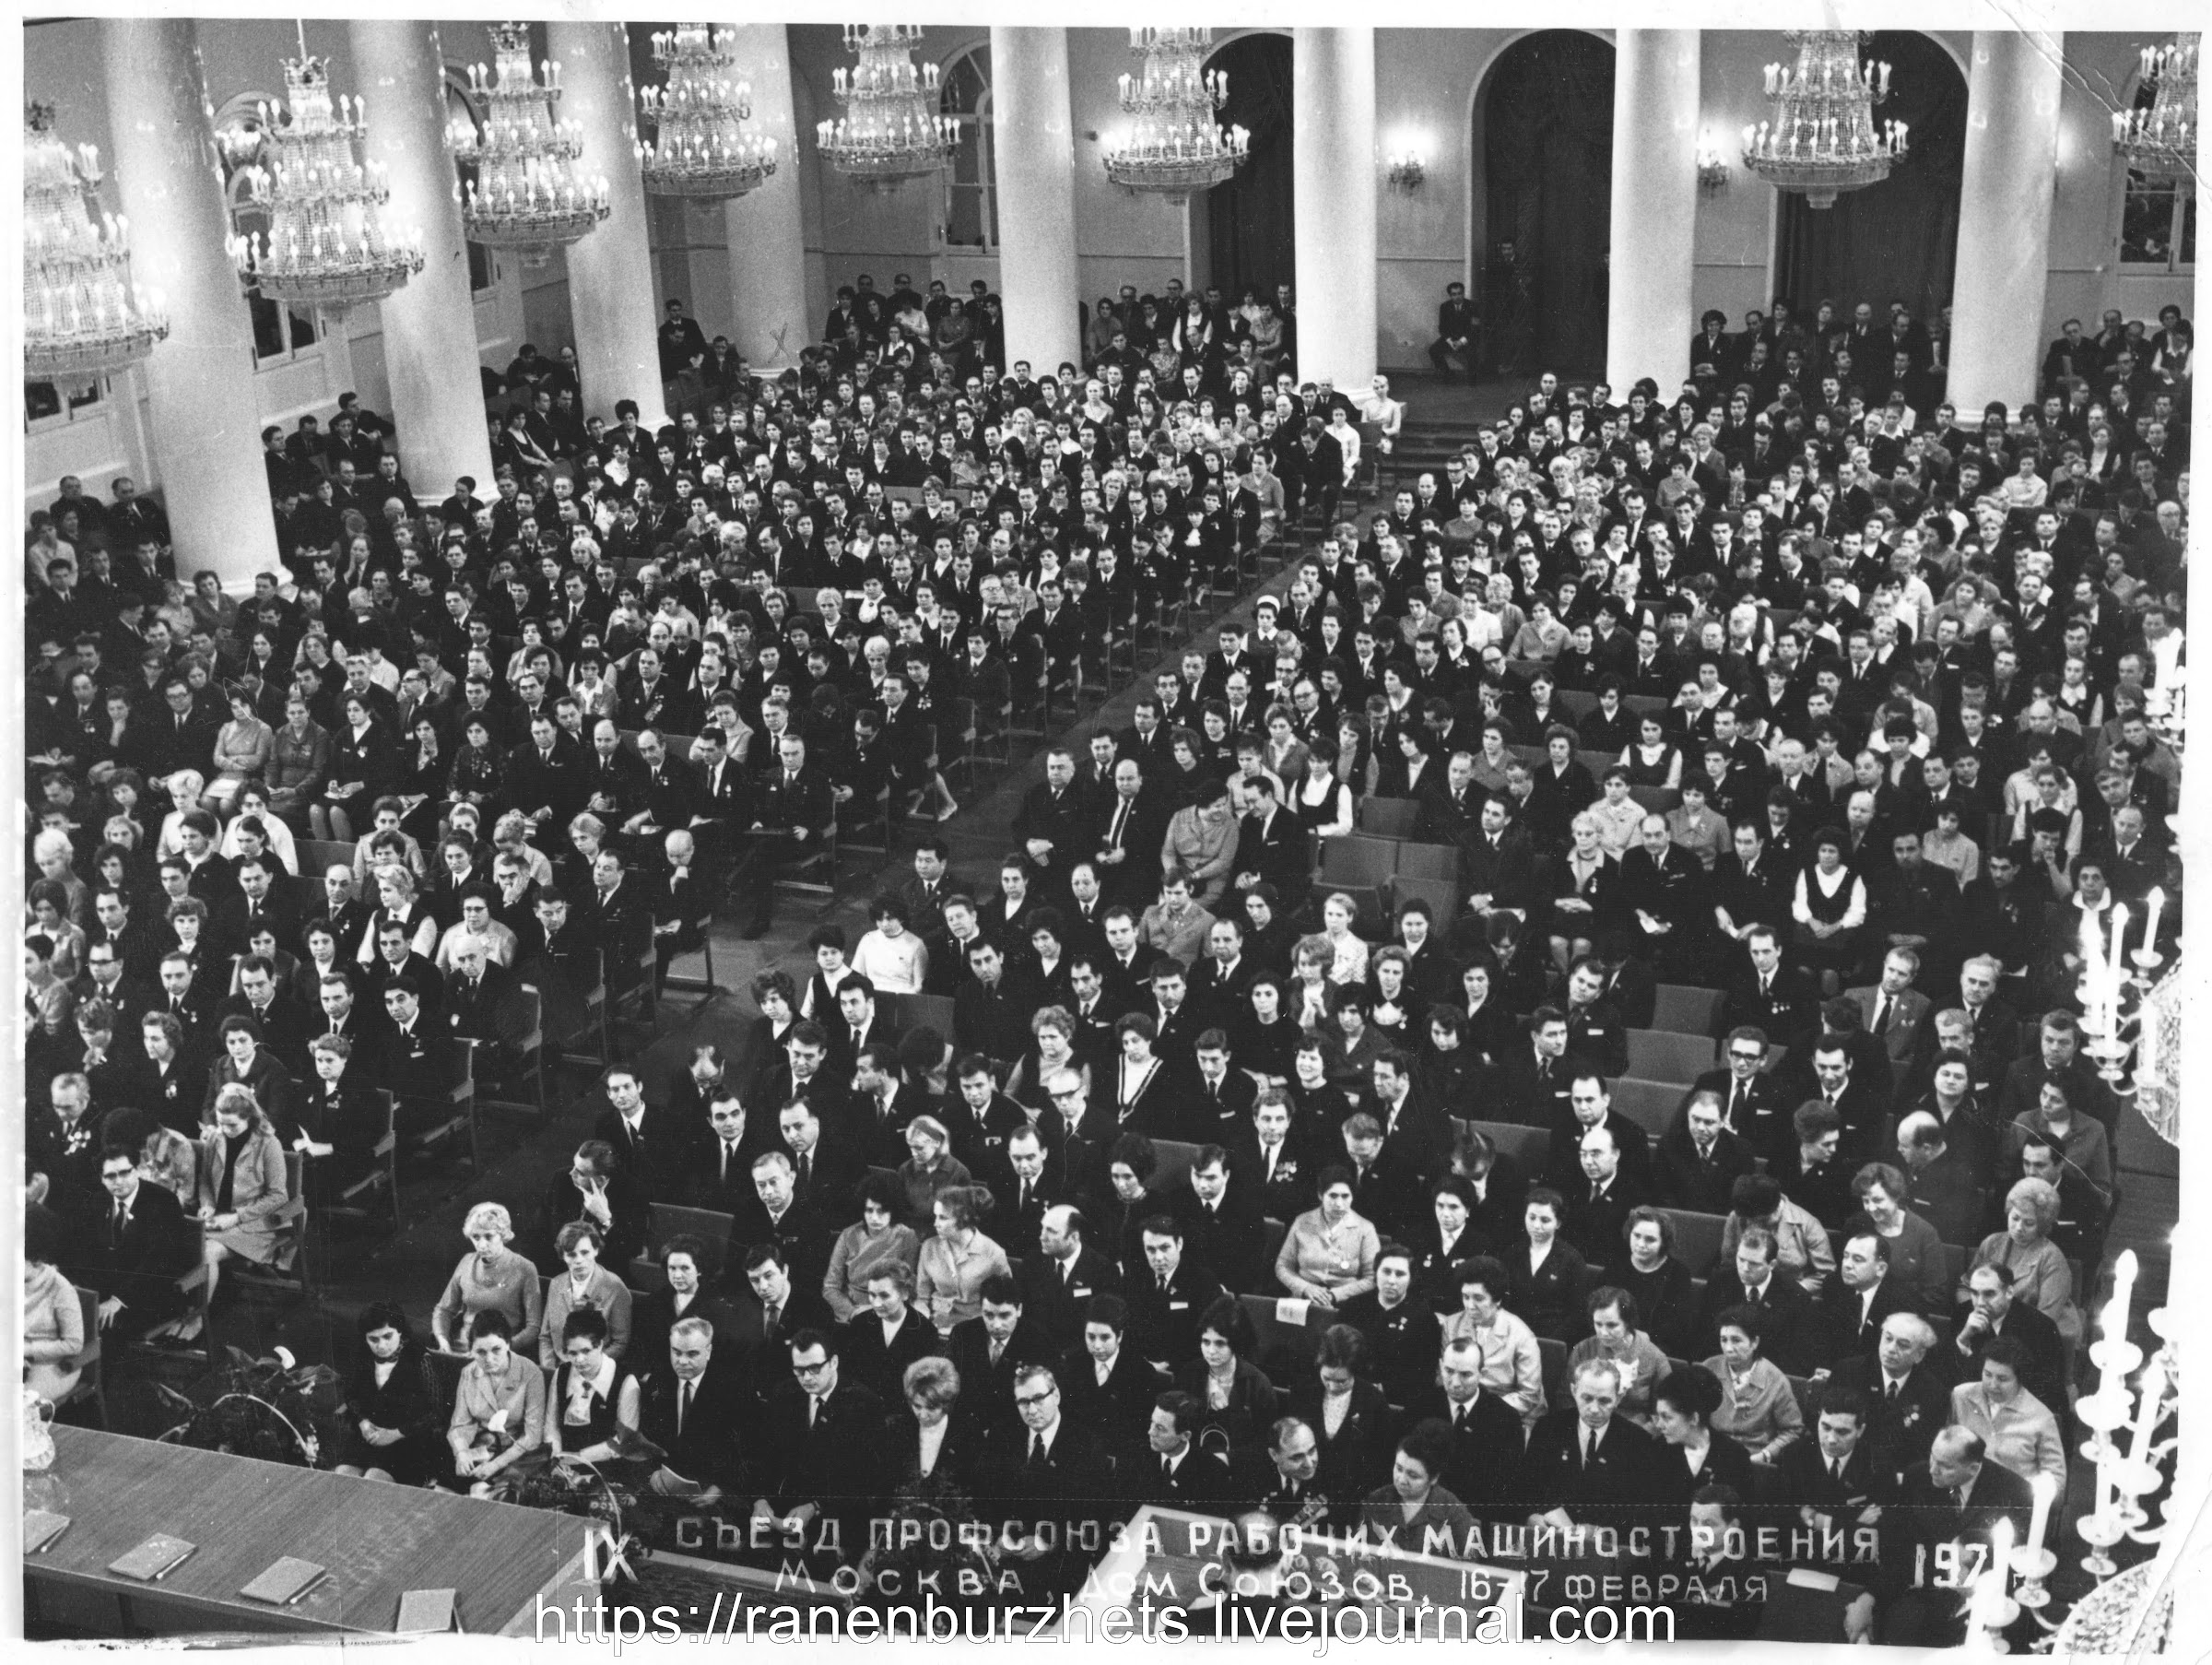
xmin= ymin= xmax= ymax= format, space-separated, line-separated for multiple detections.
xmin=187 ymin=1084 xmax=291 ymax=1339
xmin=431 ymin=1201 xmax=545 ymax=1357
xmin=1969 ymin=1176 xmax=2082 ymax=1344
xmin=915 ymin=1183 xmax=1009 ymax=1335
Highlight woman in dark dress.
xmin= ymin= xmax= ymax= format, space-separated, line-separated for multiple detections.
xmin=1284 ymin=1326 xmax=1394 ymax=1521
xmin=1509 ymin=1188 xmax=1592 ymax=1344
xmin=1173 ymin=1295 xmax=1277 ymax=1456
xmin=335 ymin=1301 xmax=446 ymax=1485
xmin=1647 ymin=1368 xmax=1755 ymax=1511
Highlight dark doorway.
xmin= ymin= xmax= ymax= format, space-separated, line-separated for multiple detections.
xmin=1481 ymin=31 xmax=1615 ymax=378
xmin=1199 ymin=32 xmax=1294 ymax=304
xmin=1774 ymin=33 xmax=1968 ymax=329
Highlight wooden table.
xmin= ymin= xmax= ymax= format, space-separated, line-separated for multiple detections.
xmin=26 ymin=1426 xmax=594 ymax=1636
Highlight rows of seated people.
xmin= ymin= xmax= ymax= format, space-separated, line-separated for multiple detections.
xmin=21 ymin=278 xmax=2184 ymax=1644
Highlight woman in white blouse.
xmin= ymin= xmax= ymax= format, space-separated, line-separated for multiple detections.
xmin=1791 ymin=830 xmax=1867 ymax=990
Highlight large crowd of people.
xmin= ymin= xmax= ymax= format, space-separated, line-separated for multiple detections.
xmin=20 ymin=266 xmax=2187 ymax=1643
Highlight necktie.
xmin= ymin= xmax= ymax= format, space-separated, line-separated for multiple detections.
xmin=1886 ymin=1380 xmax=1900 ymax=1404
xmin=112 ymin=1203 xmax=128 ymax=1246
xmin=678 ymin=1379 xmax=693 ymax=1434
xmin=1160 ymin=1454 xmax=1173 ymax=1481
xmin=1029 ymin=1434 xmax=1043 ymax=1467
xmin=1872 ymin=996 xmax=1889 ymax=1034
xmin=1452 ymin=1402 xmax=1465 ymax=1427
xmin=797 ymin=1151 xmax=811 ymax=1188
xmin=764 ymin=1301 xmax=780 ymax=1337
xmin=809 ymin=1396 xmax=822 ymax=1428
xmin=722 ymin=1140 xmax=737 ymax=1181
xmin=1110 ymin=799 xmax=1129 ymax=845
xmin=1830 ymin=1458 xmax=1841 ymax=1482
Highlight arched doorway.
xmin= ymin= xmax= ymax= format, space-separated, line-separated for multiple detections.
xmin=1773 ymin=33 xmax=1968 ymax=329
xmin=1195 ymin=31 xmax=1293 ymax=303
xmin=1479 ymin=31 xmax=1615 ymax=378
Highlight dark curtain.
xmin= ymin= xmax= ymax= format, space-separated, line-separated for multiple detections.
xmin=1204 ymin=33 xmax=1295 ymax=301
xmin=1484 ymin=32 xmax=1615 ymax=377
xmin=1774 ymin=32 xmax=1968 ymax=325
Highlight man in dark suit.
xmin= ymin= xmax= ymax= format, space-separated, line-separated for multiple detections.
xmin=1406 ymin=1337 xmax=1524 ymax=1518
xmin=1563 ymin=1123 xmax=1649 ymax=1263
xmin=1767 ymin=1386 xmax=1889 ymax=1527
xmin=1817 ymin=1313 xmax=1950 ymax=1498
xmin=74 ymin=1145 xmax=194 ymax=1331
xmin=636 ymin=1315 xmax=751 ymax=1496
xmin=1653 ymin=1090 xmax=1757 ymax=1214
xmin=1817 ymin=1230 xmax=1913 ymax=1368
xmin=1230 ymin=775 xmax=1306 ymax=906
xmin=1123 ymin=1389 xmax=1235 ymax=1514
xmin=946 ymin=1275 xmax=1057 ymax=1435
xmin=1688 ymin=1026 xmax=1792 ymax=1161
xmin=734 ymin=732 xmax=835 ymax=938
xmin=1126 ymin=1215 xmax=1227 ymax=1371
xmin=1519 ymin=1356 xmax=1658 ymax=1530
xmin=1722 ymin=927 xmax=1821 ymax=1049
xmin=587 ymin=1063 xmax=678 ymax=1199
xmin=1021 ymin=1205 xmax=1124 ymax=1352
xmin=1953 ymin=1261 xmax=2067 ymax=1414
xmin=724 ymin=1243 xmax=838 ymax=1397
xmin=749 ymin=1328 xmax=886 ymax=1565
xmin=1502 ymin=1010 xmax=1576 ymax=1129
xmin=686 ymin=1091 xmax=777 ymax=1212
xmin=1877 ymin=1426 xmax=2034 ymax=1646
xmin=775 ymin=1099 xmax=864 ymax=1226
xmin=1694 ymin=1226 xmax=1815 ymax=1373
xmin=1171 ymin=1144 xmax=1267 ymax=1293
xmin=1012 ymin=748 xmax=1091 ymax=898
xmin=1542 ymin=1069 xmax=1653 ymax=1192
xmin=727 ymin=1152 xmax=834 ymax=1294
xmin=984 ymin=1362 xmax=1115 ymax=1593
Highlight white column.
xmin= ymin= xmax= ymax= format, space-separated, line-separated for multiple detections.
xmin=349 ymin=19 xmax=495 ymax=494
xmin=1947 ymin=30 xmax=2064 ymax=414
xmin=1291 ymin=28 xmax=1378 ymax=387
xmin=990 ymin=27 xmax=1082 ymax=375
xmin=1606 ymin=30 xmax=1701 ymax=396
xmin=99 ymin=19 xmax=281 ymax=590
xmin=547 ymin=20 xmax=667 ymax=429
xmin=721 ymin=24 xmax=811 ymax=372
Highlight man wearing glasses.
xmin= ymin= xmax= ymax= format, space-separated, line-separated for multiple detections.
xmin=749 ymin=1329 xmax=884 ymax=1570
xmin=1685 ymin=1024 xmax=1790 ymax=1164
xmin=987 ymin=1364 xmax=1110 ymax=1596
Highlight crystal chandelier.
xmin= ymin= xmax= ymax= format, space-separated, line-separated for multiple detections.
xmin=1741 ymin=31 xmax=1908 ymax=209
xmin=817 ymin=25 xmax=954 ymax=188
xmin=638 ymin=25 xmax=777 ymax=203
xmin=1104 ymin=28 xmax=1248 ymax=202
xmin=23 ymin=103 xmax=169 ymax=383
xmin=224 ymin=54 xmax=424 ymax=317
xmin=2112 ymin=34 xmax=2197 ymax=183
xmin=450 ymin=22 xmax=610 ymax=267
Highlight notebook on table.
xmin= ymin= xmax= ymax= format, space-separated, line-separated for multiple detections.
xmin=395 ymin=1588 xmax=459 ymax=1633
xmin=240 ymin=1556 xmax=330 ymax=1606
xmin=23 ymin=1510 xmax=70 ymax=1554
xmin=108 ymin=1533 xmax=196 ymax=1581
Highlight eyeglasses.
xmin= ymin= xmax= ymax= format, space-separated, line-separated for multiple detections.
xmin=1013 ymin=1391 xmax=1056 ymax=1408
xmin=792 ymin=1360 xmax=831 ymax=1376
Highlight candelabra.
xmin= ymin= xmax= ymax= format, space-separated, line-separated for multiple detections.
xmin=2072 ymin=1259 xmax=2176 ymax=1587
xmin=638 ymin=25 xmax=777 ymax=203
xmin=1103 ymin=28 xmax=1249 ymax=202
xmin=2112 ymin=34 xmax=2197 ymax=182
xmin=1741 ymin=31 xmax=1907 ymax=209
xmin=22 ymin=102 xmax=169 ymax=382
xmin=450 ymin=23 xmax=610 ymax=267
xmin=225 ymin=54 xmax=423 ymax=317
xmin=817 ymin=25 xmax=953 ymax=188
xmin=1384 ymin=151 xmax=1428 ymax=194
